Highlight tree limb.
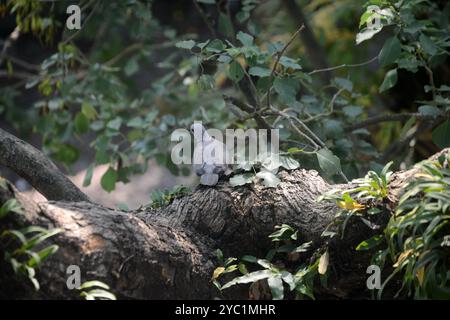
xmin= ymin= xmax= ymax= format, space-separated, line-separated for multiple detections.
xmin=0 ymin=128 xmax=89 ymax=202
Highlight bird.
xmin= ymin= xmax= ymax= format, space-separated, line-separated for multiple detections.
xmin=190 ymin=122 xmax=230 ymax=186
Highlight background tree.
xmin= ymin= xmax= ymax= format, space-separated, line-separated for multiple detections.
xmin=0 ymin=0 xmax=449 ymax=300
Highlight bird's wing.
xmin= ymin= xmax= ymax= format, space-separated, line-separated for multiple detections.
xmin=200 ymin=173 xmax=219 ymax=186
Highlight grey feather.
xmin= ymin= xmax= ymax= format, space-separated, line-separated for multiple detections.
xmin=200 ymin=173 xmax=219 ymax=186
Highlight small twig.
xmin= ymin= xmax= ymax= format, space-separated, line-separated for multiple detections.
xmin=304 ymin=88 xmax=345 ymax=123
xmin=267 ymin=24 xmax=305 ymax=109
xmin=0 ymin=26 xmax=20 ymax=68
xmin=62 ymin=0 xmax=100 ymax=45
xmin=192 ymin=0 xmax=217 ymax=38
xmin=346 ymin=112 xmax=443 ymax=131
xmin=4 ymin=54 xmax=40 ymax=71
xmin=308 ymin=56 xmax=378 ymax=76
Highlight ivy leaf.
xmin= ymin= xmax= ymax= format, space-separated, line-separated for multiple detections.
xmin=279 ymin=56 xmax=302 ymax=70
xmin=273 ymin=78 xmax=300 ymax=103
xmin=343 ymin=105 xmax=363 ymax=118
xmin=316 ymin=148 xmax=342 ymax=177
xmin=248 ymin=66 xmax=271 ymax=77
xmin=379 ymin=69 xmax=398 ymax=93
xmin=229 ymin=173 xmax=254 ymax=187
xmin=101 ymin=167 xmax=117 ymax=193
xmin=236 ymin=31 xmax=254 ymax=47
xmin=378 ymin=36 xmax=401 ymax=67
xmin=256 ymin=171 xmax=281 ymax=188
xmin=334 ymin=77 xmax=353 ymax=91
xmin=228 ymin=61 xmax=244 ymax=82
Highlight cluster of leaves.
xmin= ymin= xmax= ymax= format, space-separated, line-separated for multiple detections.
xmin=357 ymin=0 xmax=450 ymax=147
xmin=212 ymin=224 xmax=329 ymax=300
xmin=0 ymin=181 xmax=61 ymax=290
xmin=318 ymin=161 xmax=393 ymax=239
xmin=373 ymin=154 xmax=450 ymax=299
xmin=78 ymin=280 xmax=116 ymax=300
xmin=147 ymin=185 xmax=190 ymax=208
xmin=1 ymin=0 xmax=449 ymax=191
xmin=320 ymin=153 xmax=450 ymax=299
xmin=229 ymin=152 xmax=300 ymax=188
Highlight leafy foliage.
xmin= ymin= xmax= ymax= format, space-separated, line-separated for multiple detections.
xmin=78 ymin=280 xmax=116 ymax=300
xmin=213 ymin=225 xmax=323 ymax=300
xmin=0 ymin=194 xmax=60 ymax=290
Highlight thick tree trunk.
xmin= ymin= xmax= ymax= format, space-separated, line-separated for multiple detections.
xmin=1 ymin=153 xmax=441 ymax=299
xmin=1 ymin=128 xmax=447 ymax=299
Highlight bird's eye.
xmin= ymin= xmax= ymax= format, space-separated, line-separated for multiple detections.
xmin=190 ymin=128 xmax=194 ymax=133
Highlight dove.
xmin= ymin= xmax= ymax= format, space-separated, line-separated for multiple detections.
xmin=190 ymin=122 xmax=230 ymax=186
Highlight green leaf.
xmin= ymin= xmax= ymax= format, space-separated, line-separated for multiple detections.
xmin=241 ymin=255 xmax=257 ymax=263
xmin=83 ymin=164 xmax=94 ymax=187
xmin=205 ymin=39 xmax=224 ymax=53
xmin=107 ymin=118 xmax=122 ymax=130
xmin=379 ymin=69 xmax=397 ymax=93
xmin=0 ymin=198 xmax=23 ymax=218
xmin=124 ymin=58 xmax=139 ymax=76
xmin=419 ymin=34 xmax=438 ymax=56
xmin=268 ymin=276 xmax=284 ymax=300
xmin=432 ymin=121 xmax=450 ymax=148
xmin=343 ymin=105 xmax=363 ymax=118
xmin=229 ymin=173 xmax=254 ymax=187
xmin=228 ymin=61 xmax=244 ymax=82
xmin=279 ymin=56 xmax=302 ymax=70
xmin=248 ymin=66 xmax=271 ymax=77
xmin=101 ymin=167 xmax=117 ymax=192
xmin=74 ymin=113 xmax=89 ymax=134
xmin=236 ymin=31 xmax=254 ymax=46
xmin=418 ymin=105 xmax=441 ymax=118
xmin=356 ymin=235 xmax=383 ymax=251
xmin=27 ymin=245 xmax=59 ymax=268
xmin=316 ymin=148 xmax=342 ymax=176
xmin=356 ymin=26 xmax=382 ymax=45
xmin=334 ymin=77 xmax=353 ymax=91
xmin=81 ymin=102 xmax=97 ymax=120
xmin=79 ymin=280 xmax=110 ymax=290
xmin=81 ymin=289 xmax=116 ymax=300
xmin=273 ymin=77 xmax=300 ymax=103
xmin=279 ymin=156 xmax=300 ymax=170
xmin=221 ymin=269 xmax=272 ymax=290
xmin=175 ymin=40 xmax=196 ymax=50
xmin=378 ymin=36 xmax=401 ymax=67
xmin=256 ymin=171 xmax=281 ymax=188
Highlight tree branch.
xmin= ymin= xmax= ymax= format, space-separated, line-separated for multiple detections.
xmin=0 ymin=128 xmax=89 ymax=202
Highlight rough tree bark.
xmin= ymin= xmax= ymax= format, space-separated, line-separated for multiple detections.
xmin=0 ymin=127 xmax=447 ymax=299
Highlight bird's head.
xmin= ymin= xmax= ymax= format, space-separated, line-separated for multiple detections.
xmin=190 ymin=122 xmax=211 ymax=142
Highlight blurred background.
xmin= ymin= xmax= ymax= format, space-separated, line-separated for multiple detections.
xmin=0 ymin=0 xmax=448 ymax=208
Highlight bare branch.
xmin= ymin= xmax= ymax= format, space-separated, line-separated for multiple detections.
xmin=0 ymin=128 xmax=90 ymax=202
xmin=267 ymin=24 xmax=305 ymax=109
